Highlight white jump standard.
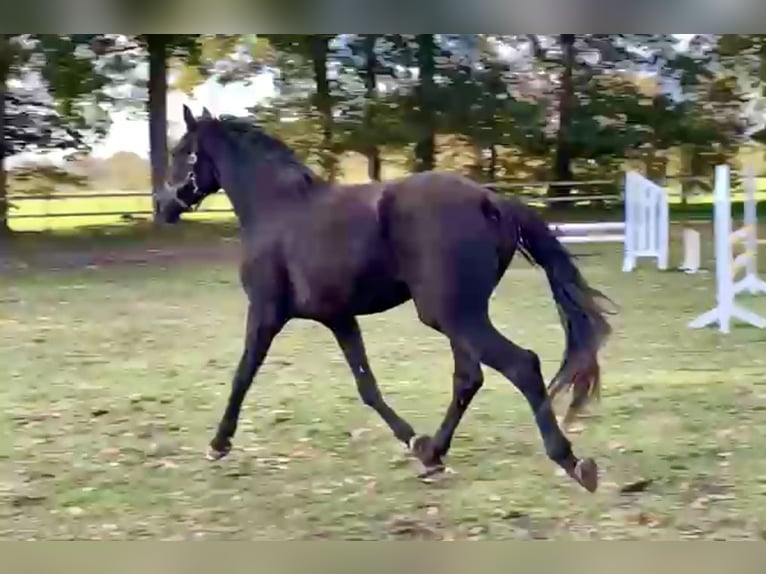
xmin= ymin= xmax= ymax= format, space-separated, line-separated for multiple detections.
xmin=547 ymin=170 xmax=669 ymax=273
xmin=689 ymin=164 xmax=766 ymax=334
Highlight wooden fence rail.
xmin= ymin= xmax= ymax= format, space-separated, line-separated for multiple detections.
xmin=4 ymin=172 xmax=762 ymax=224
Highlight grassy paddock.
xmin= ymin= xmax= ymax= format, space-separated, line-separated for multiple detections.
xmin=2 ymin=227 xmax=766 ymax=540
xmin=7 ymin=192 xmax=236 ymax=232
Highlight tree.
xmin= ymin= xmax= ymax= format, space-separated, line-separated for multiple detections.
xmin=256 ymin=35 xmax=340 ymax=181
xmin=0 ymin=35 xmax=9 ymax=235
xmin=552 ymin=34 xmax=575 ymax=198
xmin=91 ymin=34 xmax=203 ymax=220
xmin=717 ymin=35 xmax=766 ymax=146
xmin=309 ymin=35 xmax=337 ymax=181
xmin=330 ymin=34 xmax=411 ymax=181
xmin=361 ymin=34 xmax=381 ymax=180
xmin=414 ymin=34 xmax=437 ymax=172
xmin=526 ymin=34 xmax=587 ymax=202
xmin=1 ymin=35 xmax=111 ymax=235
xmin=146 ymin=35 xmax=169 ymax=218
xmin=630 ymin=35 xmax=746 ymax=196
xmin=517 ymin=34 xmax=746 ymax=204
xmin=438 ymin=35 xmax=548 ymax=182
xmin=201 ymin=34 xmax=751 ymax=202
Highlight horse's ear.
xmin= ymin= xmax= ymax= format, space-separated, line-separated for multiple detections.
xmin=183 ymin=104 xmax=197 ymax=132
xmin=201 ymin=107 xmax=213 ymax=120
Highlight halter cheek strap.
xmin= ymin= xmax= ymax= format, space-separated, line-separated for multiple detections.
xmin=169 ymin=143 xmax=202 ymax=211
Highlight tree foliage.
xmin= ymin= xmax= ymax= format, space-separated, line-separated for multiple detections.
xmin=5 ymin=33 xmax=766 ymax=233
xmin=250 ymin=34 xmax=749 ymax=194
xmin=1 ymin=34 xmax=112 ymax=233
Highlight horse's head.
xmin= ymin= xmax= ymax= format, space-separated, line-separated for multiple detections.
xmin=156 ymin=105 xmax=221 ymax=223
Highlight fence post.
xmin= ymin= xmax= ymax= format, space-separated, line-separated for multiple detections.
xmin=680 ymin=228 xmax=700 ymax=274
xmin=622 ymin=171 xmax=635 ymax=272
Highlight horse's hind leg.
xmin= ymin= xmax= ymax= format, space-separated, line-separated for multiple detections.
xmin=327 ymin=317 xmax=417 ymax=448
xmin=453 ymin=317 xmax=598 ymax=492
xmin=413 ymin=341 xmax=484 ymax=475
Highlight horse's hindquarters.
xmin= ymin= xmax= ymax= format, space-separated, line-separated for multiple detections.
xmin=383 ymin=186 xmax=505 ymax=330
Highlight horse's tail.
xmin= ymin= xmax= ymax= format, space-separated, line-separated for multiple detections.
xmin=499 ymin=197 xmax=616 ymax=420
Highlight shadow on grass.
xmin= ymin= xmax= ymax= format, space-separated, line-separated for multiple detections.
xmin=2 ymin=219 xmax=242 ymax=271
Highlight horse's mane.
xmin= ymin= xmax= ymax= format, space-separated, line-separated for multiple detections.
xmin=214 ymin=115 xmax=321 ymax=189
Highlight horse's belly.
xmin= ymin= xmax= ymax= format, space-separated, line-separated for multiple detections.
xmin=291 ymin=263 xmax=410 ymax=319
xmin=350 ymin=277 xmax=411 ymax=315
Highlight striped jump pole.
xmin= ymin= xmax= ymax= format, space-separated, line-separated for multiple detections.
xmin=689 ymin=164 xmax=766 ymax=334
xmin=732 ymin=165 xmax=766 ymax=296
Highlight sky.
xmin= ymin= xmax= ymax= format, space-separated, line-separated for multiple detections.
xmin=91 ymin=69 xmax=277 ymax=159
xmin=6 ymin=68 xmax=277 ymax=168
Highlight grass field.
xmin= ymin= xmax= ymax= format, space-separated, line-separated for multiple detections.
xmin=7 ymin=192 xmax=236 ymax=232
xmin=3 ymin=224 xmax=766 ymax=540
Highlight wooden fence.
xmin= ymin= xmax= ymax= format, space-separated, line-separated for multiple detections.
xmin=1 ymin=173 xmax=741 ymax=230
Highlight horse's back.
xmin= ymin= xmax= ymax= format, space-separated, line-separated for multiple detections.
xmin=382 ymin=171 xmax=502 ymax=252
xmin=278 ymin=172 xmax=511 ymax=321
xmin=280 ymin=182 xmax=410 ymax=318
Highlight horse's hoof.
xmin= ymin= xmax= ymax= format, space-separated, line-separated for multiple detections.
xmin=409 ymin=435 xmax=443 ymax=464
xmin=408 ymin=435 xmax=449 ymax=481
xmin=573 ymin=457 xmax=598 ymax=493
xmin=417 ymin=463 xmax=446 ymax=481
xmin=206 ymin=442 xmax=231 ymax=461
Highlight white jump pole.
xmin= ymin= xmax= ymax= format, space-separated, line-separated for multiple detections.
xmin=622 ymin=171 xmax=636 ymax=272
xmin=689 ymin=164 xmax=766 ymax=334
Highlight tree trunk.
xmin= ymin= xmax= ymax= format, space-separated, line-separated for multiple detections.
xmin=679 ymin=143 xmax=694 ymax=206
xmin=488 ymin=143 xmax=498 ymax=182
xmin=414 ymin=34 xmax=436 ymax=172
xmin=363 ymin=34 xmax=381 ymax=181
xmin=467 ymin=141 xmax=482 ymax=181
xmin=485 ymin=66 xmax=502 ymax=183
xmin=646 ymin=153 xmax=667 ymax=183
xmin=0 ymin=34 xmax=10 ymax=236
xmin=147 ymin=34 xmax=168 ymax=222
xmin=549 ymin=33 xmax=576 ymax=208
xmin=310 ymin=36 xmax=337 ymax=182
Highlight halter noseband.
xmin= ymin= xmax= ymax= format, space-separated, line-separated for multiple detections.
xmin=168 ymin=143 xmax=203 ymax=211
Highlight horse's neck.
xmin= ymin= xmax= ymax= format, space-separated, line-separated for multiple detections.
xmin=221 ymin=161 xmax=318 ymax=229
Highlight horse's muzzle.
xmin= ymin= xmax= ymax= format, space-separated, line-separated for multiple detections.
xmin=154 ymin=191 xmax=184 ymax=224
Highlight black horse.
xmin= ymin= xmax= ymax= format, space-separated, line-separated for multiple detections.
xmin=155 ymin=105 xmax=614 ymax=492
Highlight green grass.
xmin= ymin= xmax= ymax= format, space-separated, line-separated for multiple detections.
xmin=7 ymin=192 xmax=236 ymax=232
xmin=3 ymin=226 xmax=766 ymax=540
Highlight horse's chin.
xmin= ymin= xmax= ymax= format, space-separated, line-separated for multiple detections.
xmin=155 ymin=195 xmax=184 ymax=224
xmin=163 ymin=207 xmax=183 ymax=224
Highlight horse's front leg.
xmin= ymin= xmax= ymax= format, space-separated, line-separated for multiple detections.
xmin=327 ymin=317 xmax=417 ymax=449
xmin=207 ymin=302 xmax=286 ymax=460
